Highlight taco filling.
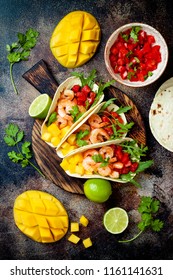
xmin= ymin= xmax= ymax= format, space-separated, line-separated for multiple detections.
xmin=58 ymin=99 xmax=134 ymax=156
xmin=41 ymin=69 xmax=113 ymax=148
xmin=60 ymin=138 xmax=153 ymax=184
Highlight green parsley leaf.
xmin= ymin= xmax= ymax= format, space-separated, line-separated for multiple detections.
xmin=69 ymin=105 xmax=83 ymax=122
xmin=4 ymin=123 xmax=44 ymax=177
xmin=130 ymin=26 xmax=141 ymax=43
xmin=47 ymin=112 xmax=57 ymax=127
xmin=92 ymin=154 xmax=110 ymax=167
xmin=116 ymin=105 xmax=132 ymax=114
xmin=100 ymin=98 xmax=117 ymax=112
xmin=76 ymin=130 xmax=90 ymax=147
xmin=119 ymin=196 xmax=164 ymax=243
xmin=6 ymin=28 xmax=39 ymax=94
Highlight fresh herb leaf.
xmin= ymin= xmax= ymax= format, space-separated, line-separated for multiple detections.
xmin=130 ymin=26 xmax=141 ymax=43
xmin=92 ymin=154 xmax=110 ymax=167
xmin=6 ymin=28 xmax=39 ymax=94
xmin=47 ymin=112 xmax=57 ymax=126
xmin=91 ymin=79 xmax=115 ymax=108
xmin=136 ymin=160 xmax=154 ymax=174
xmin=76 ymin=130 xmax=90 ymax=147
xmin=116 ymin=105 xmax=132 ymax=114
xmin=120 ymin=32 xmax=129 ymax=42
xmin=100 ymin=98 xmax=117 ymax=112
xmin=4 ymin=123 xmax=44 ymax=177
xmin=71 ymin=69 xmax=97 ymax=88
xmin=119 ymin=196 xmax=164 ymax=243
xmin=120 ymin=140 xmax=149 ymax=160
xmin=69 ymin=105 xmax=83 ymax=122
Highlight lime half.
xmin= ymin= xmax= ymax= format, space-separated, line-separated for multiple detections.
xmin=29 ymin=94 xmax=52 ymax=119
xmin=103 ymin=207 xmax=129 ymax=234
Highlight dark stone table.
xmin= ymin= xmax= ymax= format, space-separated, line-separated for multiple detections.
xmin=0 ymin=0 xmax=173 ymax=260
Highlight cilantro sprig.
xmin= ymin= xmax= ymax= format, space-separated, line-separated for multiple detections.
xmin=4 ymin=123 xmax=44 ymax=177
xmin=92 ymin=154 xmax=110 ymax=167
xmin=76 ymin=130 xmax=90 ymax=147
xmin=6 ymin=28 xmax=39 ymax=94
xmin=119 ymin=196 xmax=164 ymax=243
xmin=69 ymin=105 xmax=84 ymax=122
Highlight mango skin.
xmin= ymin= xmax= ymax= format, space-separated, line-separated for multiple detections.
xmin=50 ymin=11 xmax=101 ymax=68
xmin=13 ymin=190 xmax=69 ymax=243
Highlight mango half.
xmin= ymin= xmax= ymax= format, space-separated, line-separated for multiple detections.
xmin=13 ymin=190 xmax=69 ymax=243
xmin=50 ymin=11 xmax=101 ymax=68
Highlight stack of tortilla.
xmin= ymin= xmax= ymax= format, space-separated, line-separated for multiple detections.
xmin=149 ymin=78 xmax=173 ymax=152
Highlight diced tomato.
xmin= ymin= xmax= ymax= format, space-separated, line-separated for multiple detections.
xmin=121 ymin=152 xmax=130 ymax=164
xmin=110 ymin=45 xmax=119 ymax=55
xmin=81 ymin=85 xmax=91 ymax=94
xmin=71 ymin=85 xmax=81 ymax=93
xmin=147 ymin=35 xmax=155 ymax=44
xmin=111 ymin=111 xmax=119 ymax=118
xmin=102 ymin=116 xmax=110 ymax=123
xmin=104 ymin=127 xmax=114 ymax=136
xmin=120 ymin=70 xmax=128 ymax=80
xmin=76 ymin=91 xmax=87 ymax=101
xmin=120 ymin=166 xmax=130 ymax=174
xmin=130 ymin=162 xmax=139 ymax=172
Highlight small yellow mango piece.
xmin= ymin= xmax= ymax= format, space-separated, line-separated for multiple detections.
xmin=75 ymin=164 xmax=85 ymax=175
xmin=47 ymin=123 xmax=61 ymax=136
xmin=83 ymin=237 xmax=92 ymax=248
xmin=67 ymin=134 xmax=76 ymax=145
xmin=70 ymin=222 xmax=79 ymax=232
xmin=60 ymin=126 xmax=71 ymax=138
xmin=51 ymin=136 xmax=61 ymax=147
xmin=80 ymin=215 xmax=89 ymax=227
xmin=68 ymin=234 xmax=80 ymax=244
xmin=60 ymin=158 xmax=70 ymax=171
xmin=41 ymin=132 xmax=52 ymax=142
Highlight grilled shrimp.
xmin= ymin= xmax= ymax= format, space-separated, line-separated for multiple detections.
xmin=97 ymin=166 xmax=111 ymax=177
xmin=89 ymin=128 xmax=109 ymax=144
xmin=83 ymin=149 xmax=98 ymax=158
xmin=110 ymin=170 xmax=120 ymax=179
xmin=56 ymin=116 xmax=68 ymax=129
xmin=57 ymin=99 xmax=76 ymax=121
xmin=99 ymin=146 xmax=114 ymax=159
xmin=82 ymin=156 xmax=99 ymax=172
xmin=60 ymin=89 xmax=74 ymax=100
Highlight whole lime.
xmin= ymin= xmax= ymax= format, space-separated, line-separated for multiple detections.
xmin=83 ymin=179 xmax=112 ymax=203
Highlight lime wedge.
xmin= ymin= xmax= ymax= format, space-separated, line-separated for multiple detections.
xmin=103 ymin=207 xmax=129 ymax=234
xmin=29 ymin=94 xmax=52 ymax=119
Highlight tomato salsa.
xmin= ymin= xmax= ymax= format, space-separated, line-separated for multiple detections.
xmin=109 ymin=26 xmax=162 ymax=82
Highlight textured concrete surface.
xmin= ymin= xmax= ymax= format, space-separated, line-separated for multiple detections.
xmin=0 ymin=0 xmax=173 ymax=260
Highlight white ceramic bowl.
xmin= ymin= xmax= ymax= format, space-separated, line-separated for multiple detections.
xmin=104 ymin=23 xmax=168 ymax=87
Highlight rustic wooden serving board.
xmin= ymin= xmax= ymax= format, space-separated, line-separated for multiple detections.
xmin=23 ymin=59 xmax=146 ymax=194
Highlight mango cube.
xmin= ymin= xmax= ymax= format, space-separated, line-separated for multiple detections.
xmin=67 ymin=134 xmax=76 ymax=145
xmin=68 ymin=234 xmax=80 ymax=244
xmin=41 ymin=132 xmax=52 ymax=142
xmin=51 ymin=136 xmax=61 ymax=146
xmin=75 ymin=164 xmax=85 ymax=175
xmin=70 ymin=222 xmax=79 ymax=232
xmin=80 ymin=215 xmax=89 ymax=227
xmin=60 ymin=126 xmax=71 ymax=138
xmin=47 ymin=123 xmax=61 ymax=136
xmin=83 ymin=237 xmax=92 ymax=248
xmin=60 ymin=159 xmax=69 ymax=171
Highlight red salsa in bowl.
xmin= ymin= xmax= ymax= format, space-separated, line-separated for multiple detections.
xmin=104 ymin=23 xmax=168 ymax=87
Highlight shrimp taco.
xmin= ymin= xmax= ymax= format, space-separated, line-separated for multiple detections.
xmin=41 ymin=69 xmax=113 ymax=148
xmin=56 ymin=98 xmax=134 ymax=158
xmin=60 ymin=137 xmax=153 ymax=185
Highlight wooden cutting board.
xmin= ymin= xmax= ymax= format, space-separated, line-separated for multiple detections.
xmin=23 ymin=59 xmax=146 ymax=194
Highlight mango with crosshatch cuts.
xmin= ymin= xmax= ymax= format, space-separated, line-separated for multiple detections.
xmin=50 ymin=11 xmax=101 ymax=68
xmin=13 ymin=190 xmax=69 ymax=243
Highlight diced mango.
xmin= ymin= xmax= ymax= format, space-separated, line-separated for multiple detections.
xmin=41 ymin=132 xmax=52 ymax=142
xmin=68 ymin=234 xmax=80 ymax=244
xmin=50 ymin=11 xmax=101 ymax=68
xmin=13 ymin=190 xmax=69 ymax=243
xmin=47 ymin=123 xmax=61 ymax=136
xmin=61 ymin=141 xmax=71 ymax=149
xmin=75 ymin=164 xmax=85 ymax=175
xmin=80 ymin=215 xmax=89 ymax=227
xmin=83 ymin=237 xmax=92 ymax=248
xmin=70 ymin=222 xmax=79 ymax=232
xmin=60 ymin=126 xmax=71 ymax=138
xmin=60 ymin=158 xmax=70 ymax=171
xmin=67 ymin=134 xmax=76 ymax=145
xmin=51 ymin=136 xmax=61 ymax=146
